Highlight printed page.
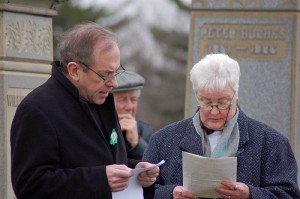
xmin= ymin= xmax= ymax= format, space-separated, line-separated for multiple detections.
xmin=182 ymin=152 xmax=237 ymax=198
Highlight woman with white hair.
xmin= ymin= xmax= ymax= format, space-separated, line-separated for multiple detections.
xmin=143 ymin=54 xmax=299 ymax=199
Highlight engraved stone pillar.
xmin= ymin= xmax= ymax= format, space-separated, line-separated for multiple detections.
xmin=0 ymin=1 xmax=64 ymax=198
xmin=185 ymin=0 xmax=300 ymax=182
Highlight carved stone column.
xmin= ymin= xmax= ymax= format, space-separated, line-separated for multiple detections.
xmin=185 ymin=0 xmax=300 ymax=182
xmin=0 ymin=1 xmax=65 ymax=198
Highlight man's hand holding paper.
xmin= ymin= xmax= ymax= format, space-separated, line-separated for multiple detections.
xmin=112 ymin=160 xmax=164 ymax=199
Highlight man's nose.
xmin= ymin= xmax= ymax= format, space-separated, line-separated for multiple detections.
xmin=124 ymin=101 xmax=134 ymax=109
xmin=106 ymin=76 xmax=118 ymax=88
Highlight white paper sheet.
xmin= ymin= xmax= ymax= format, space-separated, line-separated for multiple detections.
xmin=182 ymin=152 xmax=237 ymax=198
xmin=112 ymin=160 xmax=165 ymax=199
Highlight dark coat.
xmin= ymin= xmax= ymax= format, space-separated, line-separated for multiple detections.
xmin=10 ymin=62 xmax=153 ymax=199
xmin=126 ymin=120 xmax=154 ymax=160
xmin=143 ymin=108 xmax=300 ymax=199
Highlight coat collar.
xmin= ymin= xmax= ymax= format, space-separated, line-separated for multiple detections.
xmin=178 ymin=107 xmax=250 ymax=157
xmin=178 ymin=120 xmax=203 ymax=156
xmin=236 ymin=108 xmax=250 ymax=153
xmin=51 ymin=61 xmax=125 ymax=163
xmin=52 ymin=61 xmax=80 ymax=99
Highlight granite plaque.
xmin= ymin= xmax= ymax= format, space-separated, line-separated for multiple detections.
xmin=187 ymin=12 xmax=295 ymax=138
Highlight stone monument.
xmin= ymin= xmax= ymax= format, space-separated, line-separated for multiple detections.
xmin=185 ymin=0 xmax=300 ymax=182
xmin=0 ymin=0 xmax=64 ymax=198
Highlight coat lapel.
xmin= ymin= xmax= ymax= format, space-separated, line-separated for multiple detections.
xmin=178 ymin=122 xmax=203 ymax=156
xmin=236 ymin=109 xmax=249 ymax=155
xmin=98 ymin=93 xmax=127 ymax=164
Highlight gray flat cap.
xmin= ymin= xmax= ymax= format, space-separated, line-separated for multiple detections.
xmin=112 ymin=70 xmax=145 ymax=92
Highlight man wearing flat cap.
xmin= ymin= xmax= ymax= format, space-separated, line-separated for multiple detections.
xmin=112 ymin=71 xmax=154 ymax=160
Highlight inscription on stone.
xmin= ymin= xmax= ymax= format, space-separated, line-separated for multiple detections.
xmin=198 ymin=24 xmax=287 ymax=60
xmin=193 ymin=0 xmax=298 ymax=9
xmin=7 ymin=95 xmax=25 ymax=107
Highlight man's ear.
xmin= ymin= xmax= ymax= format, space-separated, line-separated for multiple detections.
xmin=67 ymin=62 xmax=80 ymax=81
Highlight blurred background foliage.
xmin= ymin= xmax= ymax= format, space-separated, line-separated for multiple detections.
xmin=53 ymin=0 xmax=191 ymax=130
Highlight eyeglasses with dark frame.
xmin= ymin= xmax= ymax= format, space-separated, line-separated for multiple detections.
xmin=198 ymin=92 xmax=236 ymax=111
xmin=79 ymin=62 xmax=125 ymax=82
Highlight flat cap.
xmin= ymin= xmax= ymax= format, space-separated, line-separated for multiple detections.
xmin=112 ymin=70 xmax=145 ymax=92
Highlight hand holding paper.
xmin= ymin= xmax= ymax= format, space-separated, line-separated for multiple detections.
xmin=106 ymin=164 xmax=133 ymax=192
xmin=182 ymin=152 xmax=237 ymax=198
xmin=136 ymin=160 xmax=163 ymax=187
xmin=112 ymin=160 xmax=165 ymax=199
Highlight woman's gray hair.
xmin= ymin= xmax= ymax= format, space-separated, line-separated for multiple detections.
xmin=57 ymin=21 xmax=118 ymax=73
xmin=190 ymin=54 xmax=240 ymax=94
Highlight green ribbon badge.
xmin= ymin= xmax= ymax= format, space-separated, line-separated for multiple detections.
xmin=110 ymin=128 xmax=118 ymax=145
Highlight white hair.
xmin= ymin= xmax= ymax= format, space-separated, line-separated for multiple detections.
xmin=190 ymin=54 xmax=240 ymax=95
xmin=135 ymin=89 xmax=141 ymax=98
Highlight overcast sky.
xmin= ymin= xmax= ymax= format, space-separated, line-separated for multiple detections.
xmin=72 ymin=0 xmax=191 ymax=32
xmin=70 ymin=0 xmax=192 ymax=68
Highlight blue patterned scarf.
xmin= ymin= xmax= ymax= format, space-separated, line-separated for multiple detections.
xmin=193 ymin=108 xmax=240 ymax=157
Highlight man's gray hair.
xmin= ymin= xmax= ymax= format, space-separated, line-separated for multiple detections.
xmin=57 ymin=21 xmax=118 ymax=73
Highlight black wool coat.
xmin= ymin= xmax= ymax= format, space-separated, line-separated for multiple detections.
xmin=11 ymin=62 xmax=153 ymax=199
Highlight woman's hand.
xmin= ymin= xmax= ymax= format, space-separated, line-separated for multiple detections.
xmin=216 ymin=180 xmax=250 ymax=199
xmin=172 ymin=186 xmax=197 ymax=199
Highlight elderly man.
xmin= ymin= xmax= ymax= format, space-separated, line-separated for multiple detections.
xmin=10 ymin=22 xmax=159 ymax=199
xmin=112 ymin=71 xmax=154 ymax=160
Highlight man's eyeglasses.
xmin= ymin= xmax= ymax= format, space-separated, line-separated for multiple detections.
xmin=198 ymin=92 xmax=236 ymax=111
xmin=80 ymin=62 xmax=125 ymax=82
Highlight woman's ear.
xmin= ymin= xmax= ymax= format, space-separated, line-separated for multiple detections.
xmin=67 ymin=62 xmax=80 ymax=81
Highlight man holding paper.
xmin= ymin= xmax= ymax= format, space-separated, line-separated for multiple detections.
xmin=10 ymin=22 xmax=159 ymax=199
xmin=143 ymin=54 xmax=299 ymax=199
